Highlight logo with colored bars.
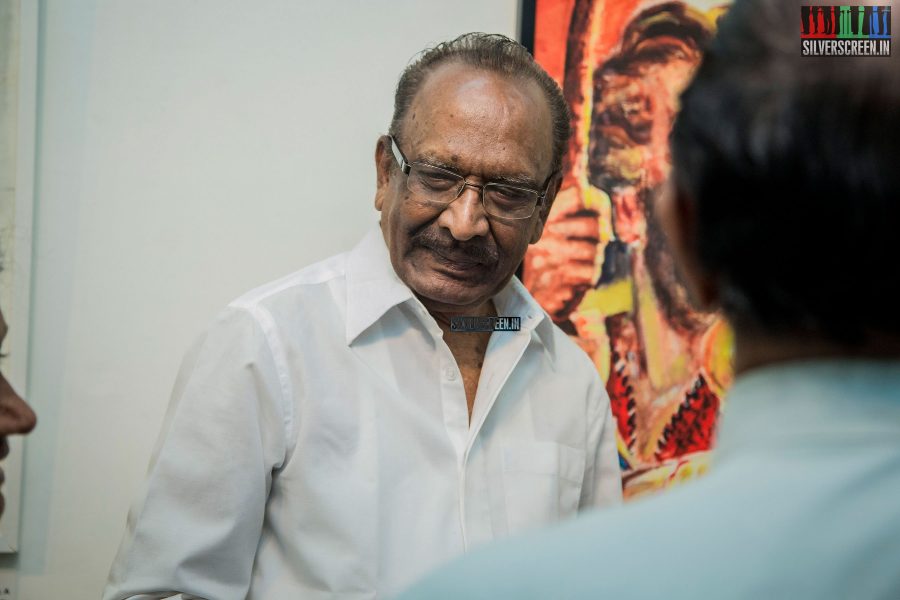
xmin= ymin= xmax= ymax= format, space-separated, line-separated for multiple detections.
xmin=801 ymin=5 xmax=891 ymax=56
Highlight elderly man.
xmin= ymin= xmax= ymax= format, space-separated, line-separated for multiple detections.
xmin=104 ymin=33 xmax=621 ymax=599
xmin=400 ymin=1 xmax=900 ymax=598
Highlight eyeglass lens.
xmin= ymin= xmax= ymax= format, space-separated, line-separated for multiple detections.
xmin=407 ymin=164 xmax=539 ymax=219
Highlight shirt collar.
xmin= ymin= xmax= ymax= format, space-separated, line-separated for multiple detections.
xmin=345 ymin=227 xmax=553 ymax=349
xmin=715 ymin=359 xmax=900 ymax=460
xmin=491 ymin=272 xmax=556 ymax=356
xmin=344 ymin=227 xmax=415 ymax=344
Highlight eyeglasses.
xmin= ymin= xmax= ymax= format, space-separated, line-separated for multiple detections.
xmin=388 ymin=136 xmax=551 ymax=220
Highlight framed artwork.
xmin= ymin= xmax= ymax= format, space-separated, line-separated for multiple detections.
xmin=0 ymin=0 xmax=38 ymax=552
xmin=521 ymin=0 xmax=733 ymax=499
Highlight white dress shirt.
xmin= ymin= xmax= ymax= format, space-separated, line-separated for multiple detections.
xmin=104 ymin=228 xmax=621 ymax=599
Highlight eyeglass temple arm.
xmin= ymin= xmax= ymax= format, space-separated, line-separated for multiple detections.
xmin=537 ymin=171 xmax=559 ymax=205
xmin=388 ymin=136 xmax=411 ymax=175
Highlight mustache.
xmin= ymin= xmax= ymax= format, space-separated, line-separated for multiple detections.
xmin=411 ymin=228 xmax=499 ymax=265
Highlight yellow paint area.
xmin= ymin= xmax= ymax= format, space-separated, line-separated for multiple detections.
xmin=700 ymin=320 xmax=735 ymax=399
xmin=583 ymin=184 xmax=614 ymax=244
xmin=634 ymin=265 xmax=691 ymax=390
xmin=574 ymin=279 xmax=633 ymax=383
xmin=577 ymin=278 xmax=633 ymax=317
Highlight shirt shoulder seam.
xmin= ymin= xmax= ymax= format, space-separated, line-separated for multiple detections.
xmin=232 ymin=304 xmax=295 ymax=459
xmin=229 ymin=254 xmax=348 ymax=309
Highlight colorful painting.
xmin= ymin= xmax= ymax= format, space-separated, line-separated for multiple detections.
xmin=523 ymin=0 xmax=733 ymax=499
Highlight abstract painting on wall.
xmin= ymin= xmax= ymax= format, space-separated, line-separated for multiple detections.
xmin=522 ymin=0 xmax=733 ymax=499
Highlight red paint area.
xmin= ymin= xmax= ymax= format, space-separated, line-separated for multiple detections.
xmin=655 ymin=376 xmax=720 ymax=461
xmin=607 ymin=349 xmax=637 ymax=449
xmin=535 ymin=0 xmax=576 ymax=85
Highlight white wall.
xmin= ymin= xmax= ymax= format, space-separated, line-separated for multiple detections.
xmin=1 ymin=1 xmax=520 ymax=597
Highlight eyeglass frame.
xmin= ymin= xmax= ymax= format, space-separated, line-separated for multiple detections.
xmin=387 ymin=135 xmax=554 ymax=221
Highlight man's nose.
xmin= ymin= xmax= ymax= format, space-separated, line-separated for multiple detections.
xmin=437 ymin=183 xmax=490 ymax=241
xmin=0 ymin=379 xmax=37 ymax=436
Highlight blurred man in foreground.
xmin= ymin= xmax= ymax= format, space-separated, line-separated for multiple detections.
xmin=400 ymin=0 xmax=900 ymax=597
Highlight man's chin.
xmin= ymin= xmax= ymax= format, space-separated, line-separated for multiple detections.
xmin=407 ymin=273 xmax=496 ymax=311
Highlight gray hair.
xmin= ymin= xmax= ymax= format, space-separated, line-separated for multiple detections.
xmin=389 ymin=32 xmax=571 ymax=175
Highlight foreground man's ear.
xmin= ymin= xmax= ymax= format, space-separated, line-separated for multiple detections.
xmin=656 ymin=177 xmax=719 ymax=310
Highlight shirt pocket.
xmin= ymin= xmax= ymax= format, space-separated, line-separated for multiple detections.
xmin=500 ymin=442 xmax=586 ymax=534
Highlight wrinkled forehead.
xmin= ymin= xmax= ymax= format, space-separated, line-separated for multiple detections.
xmin=399 ymin=62 xmax=555 ymax=178
xmin=402 ymin=63 xmax=552 ymax=136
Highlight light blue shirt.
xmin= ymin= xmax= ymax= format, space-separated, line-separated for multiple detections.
xmin=398 ymin=360 xmax=900 ymax=599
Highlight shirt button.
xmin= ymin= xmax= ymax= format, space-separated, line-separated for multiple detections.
xmin=444 ymin=366 xmax=457 ymax=381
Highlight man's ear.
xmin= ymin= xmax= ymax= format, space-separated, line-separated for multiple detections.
xmin=374 ymin=135 xmax=394 ymax=212
xmin=529 ymin=171 xmax=563 ymax=244
xmin=656 ymin=178 xmax=719 ymax=310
